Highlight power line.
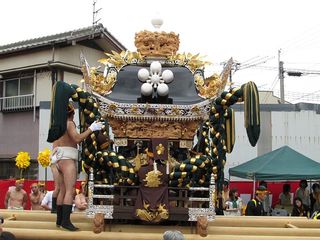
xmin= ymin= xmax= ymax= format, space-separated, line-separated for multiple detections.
xmin=280 ymin=24 xmax=320 ymax=51
xmin=240 ymin=56 xmax=261 ymax=65
xmin=237 ymin=56 xmax=275 ymax=71
xmin=272 ymin=89 xmax=320 ymax=103
xmin=262 ymin=74 xmax=279 ymax=104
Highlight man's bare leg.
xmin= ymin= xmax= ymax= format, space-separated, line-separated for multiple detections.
xmin=50 ymin=164 xmax=61 ymax=213
xmin=55 ymin=166 xmax=65 ymax=227
xmin=58 ymin=159 xmax=78 ymax=231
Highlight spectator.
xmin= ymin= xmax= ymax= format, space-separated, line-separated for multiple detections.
xmin=225 ymin=188 xmax=242 ymax=216
xmin=277 ymin=183 xmax=292 ymax=214
xmin=279 ymin=184 xmax=292 ymax=207
xmin=312 ymin=190 xmax=320 ymax=214
xmin=4 ymin=179 xmax=27 ymax=210
xmin=291 ymin=197 xmax=308 ymax=217
xmin=29 ymin=183 xmax=44 ymax=210
xmin=0 ymin=217 xmax=16 ymax=240
xmin=74 ymin=182 xmax=88 ymax=212
xmin=295 ymin=180 xmax=310 ymax=208
xmin=0 ymin=232 xmax=16 ymax=240
xmin=259 ymin=181 xmax=271 ymax=215
xmin=163 ymin=230 xmax=185 ymax=240
xmin=245 ymin=185 xmax=267 ymax=216
xmin=38 ymin=182 xmax=46 ymax=194
xmin=216 ymin=180 xmax=229 ymax=215
xmin=41 ymin=190 xmax=53 ymax=211
xmin=310 ymin=183 xmax=319 ymax=212
xmin=222 ymin=180 xmax=230 ymax=209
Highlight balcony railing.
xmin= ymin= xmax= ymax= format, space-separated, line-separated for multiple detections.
xmin=0 ymin=94 xmax=34 ymax=112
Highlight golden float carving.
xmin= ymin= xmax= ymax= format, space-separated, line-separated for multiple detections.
xmin=108 ymin=118 xmax=200 ymax=140
xmin=135 ymin=30 xmax=180 ymax=57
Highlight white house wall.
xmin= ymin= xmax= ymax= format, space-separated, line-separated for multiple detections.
xmin=55 ymin=45 xmax=106 ymax=68
xmin=64 ymin=72 xmax=82 ymax=86
xmin=227 ymin=106 xmax=320 ymax=180
xmin=271 ymin=110 xmax=320 ymax=162
xmin=0 ymin=49 xmax=53 ymax=71
xmin=35 ymin=71 xmax=52 ymax=106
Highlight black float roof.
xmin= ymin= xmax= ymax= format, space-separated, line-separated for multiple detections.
xmin=106 ymin=65 xmax=204 ymax=105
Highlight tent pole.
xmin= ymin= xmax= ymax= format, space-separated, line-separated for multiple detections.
xmin=253 ymin=175 xmax=256 ymax=197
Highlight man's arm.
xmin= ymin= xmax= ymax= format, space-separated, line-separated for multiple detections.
xmin=67 ymin=121 xmax=103 ymax=144
xmin=4 ymin=191 xmax=10 ymax=209
xmin=22 ymin=192 xmax=27 ymax=209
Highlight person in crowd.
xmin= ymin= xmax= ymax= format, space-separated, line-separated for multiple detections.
xmin=310 ymin=183 xmax=319 ymax=213
xmin=245 ymin=185 xmax=267 ymax=216
xmin=216 ymin=180 xmax=229 ymax=215
xmin=41 ymin=190 xmax=53 ymax=211
xmin=163 ymin=230 xmax=185 ymax=240
xmin=312 ymin=189 xmax=320 ymax=214
xmin=291 ymin=197 xmax=308 ymax=217
xmin=295 ymin=180 xmax=310 ymax=208
xmin=0 ymin=232 xmax=16 ymax=240
xmin=29 ymin=183 xmax=44 ymax=210
xmin=49 ymin=103 xmax=104 ymax=231
xmin=38 ymin=182 xmax=46 ymax=194
xmin=74 ymin=182 xmax=88 ymax=212
xmin=222 ymin=180 xmax=230 ymax=209
xmin=4 ymin=179 xmax=27 ymax=210
xmin=1 ymin=214 xmax=16 ymax=240
xmin=259 ymin=181 xmax=271 ymax=215
xmin=225 ymin=188 xmax=242 ymax=216
xmin=279 ymin=183 xmax=292 ymax=212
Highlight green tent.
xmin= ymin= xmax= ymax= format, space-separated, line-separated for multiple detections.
xmin=229 ymin=145 xmax=320 ymax=180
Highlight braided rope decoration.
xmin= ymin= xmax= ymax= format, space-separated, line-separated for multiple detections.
xmin=169 ymin=155 xmax=211 ymax=187
xmin=68 ymin=84 xmax=137 ymax=185
xmin=170 ymin=81 xmax=260 ymax=193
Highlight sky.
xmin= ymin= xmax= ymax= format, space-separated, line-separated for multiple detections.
xmin=1 ymin=0 xmax=320 ymax=103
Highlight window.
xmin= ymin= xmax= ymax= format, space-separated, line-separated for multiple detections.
xmin=0 ymin=159 xmax=38 ymax=179
xmin=4 ymin=76 xmax=34 ymax=96
xmin=0 ymin=75 xmax=34 ymax=111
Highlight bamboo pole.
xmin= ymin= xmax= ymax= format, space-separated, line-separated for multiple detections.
xmin=285 ymin=223 xmax=298 ymax=228
xmin=4 ymin=228 xmax=320 ymax=240
xmin=208 ymin=226 xmax=320 ymax=236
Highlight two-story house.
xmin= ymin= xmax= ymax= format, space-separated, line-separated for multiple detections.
xmin=0 ymin=24 xmax=125 ymax=179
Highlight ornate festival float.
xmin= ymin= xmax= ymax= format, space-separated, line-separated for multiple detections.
xmin=48 ymin=19 xmax=260 ymax=236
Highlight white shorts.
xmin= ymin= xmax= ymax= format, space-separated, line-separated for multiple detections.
xmin=51 ymin=146 xmax=79 ymax=164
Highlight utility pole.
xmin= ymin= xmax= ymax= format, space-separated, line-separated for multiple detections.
xmin=278 ymin=49 xmax=285 ymax=104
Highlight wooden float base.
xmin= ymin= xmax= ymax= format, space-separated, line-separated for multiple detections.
xmin=2 ymin=210 xmax=320 ymax=240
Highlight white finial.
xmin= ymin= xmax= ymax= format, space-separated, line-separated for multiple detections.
xmin=151 ymin=12 xmax=163 ymax=29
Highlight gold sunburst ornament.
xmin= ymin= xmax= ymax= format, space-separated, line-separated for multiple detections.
xmin=168 ymin=53 xmax=211 ymax=73
xmin=156 ymin=144 xmax=165 ymax=155
xmin=144 ymin=170 xmax=163 ymax=187
xmin=37 ymin=148 xmax=51 ymax=168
